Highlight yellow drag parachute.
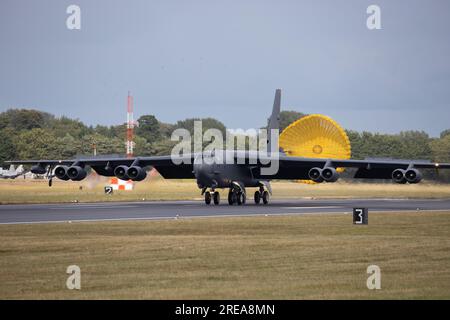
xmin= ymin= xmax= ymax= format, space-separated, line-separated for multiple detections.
xmin=279 ymin=114 xmax=351 ymax=183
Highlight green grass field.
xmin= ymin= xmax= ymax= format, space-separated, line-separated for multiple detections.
xmin=1 ymin=176 xmax=450 ymax=204
xmin=1 ymin=211 xmax=449 ymax=299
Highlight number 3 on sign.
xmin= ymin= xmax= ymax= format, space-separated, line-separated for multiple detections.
xmin=353 ymin=208 xmax=368 ymax=224
xmin=356 ymin=209 xmax=363 ymax=224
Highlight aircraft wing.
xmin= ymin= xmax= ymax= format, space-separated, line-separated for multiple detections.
xmin=6 ymin=152 xmax=450 ymax=182
xmin=6 ymin=155 xmax=183 ymax=166
xmin=6 ymin=155 xmax=196 ymax=179
xmin=250 ymin=154 xmax=450 ymax=180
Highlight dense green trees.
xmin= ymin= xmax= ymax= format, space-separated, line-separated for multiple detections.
xmin=0 ymin=128 xmax=16 ymax=164
xmin=136 ymin=115 xmax=161 ymax=143
xmin=346 ymin=130 xmax=433 ymax=160
xmin=440 ymin=129 xmax=450 ymax=139
xmin=0 ymin=109 xmax=53 ymax=131
xmin=15 ymin=128 xmax=60 ymax=159
xmin=0 ymin=109 xmax=449 ymax=175
xmin=174 ymin=118 xmax=227 ymax=137
xmin=430 ymin=134 xmax=450 ymax=162
xmin=279 ymin=111 xmax=307 ymax=132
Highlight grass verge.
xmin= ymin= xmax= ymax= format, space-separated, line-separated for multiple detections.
xmin=1 ymin=178 xmax=450 ymax=204
xmin=1 ymin=211 xmax=449 ymax=299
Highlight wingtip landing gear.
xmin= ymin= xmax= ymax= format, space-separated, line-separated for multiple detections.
xmin=46 ymin=165 xmax=54 ymax=187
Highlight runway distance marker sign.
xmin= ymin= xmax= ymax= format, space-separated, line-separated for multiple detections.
xmin=353 ymin=208 xmax=368 ymax=225
xmin=104 ymin=186 xmax=113 ymax=195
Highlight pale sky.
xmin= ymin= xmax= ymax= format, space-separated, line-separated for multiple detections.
xmin=1 ymin=0 xmax=449 ymax=136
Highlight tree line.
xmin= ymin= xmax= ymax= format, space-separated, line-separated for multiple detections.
xmin=1 ymin=108 xmax=449 ymax=175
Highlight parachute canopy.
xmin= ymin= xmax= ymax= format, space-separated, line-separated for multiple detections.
xmin=279 ymin=114 xmax=351 ymax=182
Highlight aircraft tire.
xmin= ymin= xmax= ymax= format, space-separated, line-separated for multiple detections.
xmin=205 ymin=191 xmax=211 ymax=205
xmin=228 ymin=190 xmax=236 ymax=205
xmin=262 ymin=191 xmax=269 ymax=205
xmin=237 ymin=192 xmax=246 ymax=205
xmin=254 ymin=191 xmax=261 ymax=204
xmin=213 ymin=191 xmax=220 ymax=205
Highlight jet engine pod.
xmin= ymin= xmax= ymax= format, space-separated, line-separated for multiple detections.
xmin=308 ymin=167 xmax=324 ymax=183
xmin=31 ymin=165 xmax=47 ymax=175
xmin=392 ymin=169 xmax=407 ymax=184
xmin=114 ymin=165 xmax=129 ymax=180
xmin=322 ymin=167 xmax=339 ymax=182
xmin=67 ymin=166 xmax=87 ymax=181
xmin=127 ymin=166 xmax=147 ymax=181
xmin=405 ymin=168 xmax=422 ymax=184
xmin=54 ymin=166 xmax=70 ymax=181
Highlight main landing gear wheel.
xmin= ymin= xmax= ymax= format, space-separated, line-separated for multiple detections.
xmin=237 ymin=192 xmax=246 ymax=205
xmin=254 ymin=191 xmax=261 ymax=204
xmin=228 ymin=190 xmax=236 ymax=205
xmin=262 ymin=190 xmax=269 ymax=205
xmin=213 ymin=191 xmax=220 ymax=205
xmin=255 ymin=186 xmax=269 ymax=205
xmin=205 ymin=191 xmax=212 ymax=205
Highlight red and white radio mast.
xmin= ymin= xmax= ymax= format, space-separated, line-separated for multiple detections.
xmin=126 ymin=92 xmax=134 ymax=158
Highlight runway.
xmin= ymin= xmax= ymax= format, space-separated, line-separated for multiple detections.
xmin=1 ymin=198 xmax=450 ymax=224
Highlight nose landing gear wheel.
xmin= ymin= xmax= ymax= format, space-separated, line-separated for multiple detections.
xmin=262 ymin=190 xmax=269 ymax=205
xmin=205 ymin=191 xmax=212 ymax=205
xmin=254 ymin=191 xmax=261 ymax=204
xmin=213 ymin=191 xmax=220 ymax=205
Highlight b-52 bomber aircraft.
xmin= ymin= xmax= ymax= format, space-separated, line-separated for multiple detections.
xmin=7 ymin=90 xmax=450 ymax=205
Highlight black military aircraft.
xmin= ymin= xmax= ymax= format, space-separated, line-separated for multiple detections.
xmin=7 ymin=90 xmax=450 ymax=205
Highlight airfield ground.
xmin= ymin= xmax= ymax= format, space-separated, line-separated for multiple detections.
xmin=1 ymin=177 xmax=449 ymax=299
xmin=1 ymin=177 xmax=450 ymax=204
xmin=0 ymin=211 xmax=449 ymax=299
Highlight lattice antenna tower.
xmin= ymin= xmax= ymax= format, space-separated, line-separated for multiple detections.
xmin=126 ymin=92 xmax=134 ymax=158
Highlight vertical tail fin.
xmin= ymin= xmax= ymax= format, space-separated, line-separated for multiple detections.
xmin=267 ymin=89 xmax=281 ymax=152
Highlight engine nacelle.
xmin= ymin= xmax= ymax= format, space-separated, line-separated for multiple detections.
xmin=321 ymin=167 xmax=339 ymax=182
xmin=392 ymin=169 xmax=407 ymax=184
xmin=67 ymin=166 xmax=87 ymax=181
xmin=405 ymin=168 xmax=422 ymax=184
xmin=114 ymin=165 xmax=129 ymax=180
xmin=127 ymin=166 xmax=147 ymax=181
xmin=31 ymin=165 xmax=47 ymax=175
xmin=308 ymin=167 xmax=324 ymax=183
xmin=54 ymin=166 xmax=70 ymax=181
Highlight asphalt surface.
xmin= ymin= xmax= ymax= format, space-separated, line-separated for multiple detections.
xmin=0 ymin=198 xmax=450 ymax=224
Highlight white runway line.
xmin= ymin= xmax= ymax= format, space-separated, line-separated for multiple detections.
xmin=0 ymin=216 xmax=176 ymax=225
xmin=47 ymin=205 xmax=140 ymax=210
xmin=281 ymin=206 xmax=341 ymax=209
xmin=0 ymin=212 xmax=345 ymax=225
